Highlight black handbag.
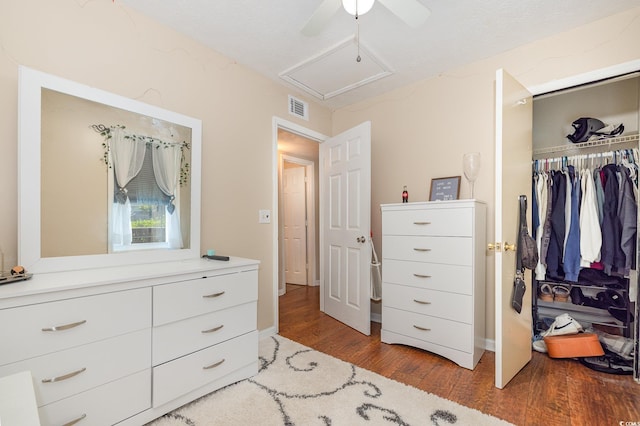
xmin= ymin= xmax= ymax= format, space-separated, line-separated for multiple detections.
xmin=511 ymin=195 xmax=536 ymax=313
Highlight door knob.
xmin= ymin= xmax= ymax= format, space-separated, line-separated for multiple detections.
xmin=356 ymin=236 xmax=366 ymax=243
xmin=504 ymin=242 xmax=516 ymax=251
xmin=487 ymin=242 xmax=502 ymax=251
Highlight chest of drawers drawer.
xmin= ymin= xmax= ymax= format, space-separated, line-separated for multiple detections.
xmin=153 ymin=301 xmax=257 ymax=365
xmin=38 ymin=369 xmax=150 ymax=426
xmin=382 ymin=235 xmax=472 ymax=265
xmin=0 ymin=329 xmax=150 ymax=407
xmin=383 ymin=283 xmax=472 ymax=323
xmin=0 ymin=288 xmax=151 ymax=366
xmin=382 ymin=306 xmax=473 ymax=353
xmin=382 ymin=259 xmax=472 ymax=294
xmin=381 ymin=207 xmax=472 ymax=236
xmin=153 ymin=270 xmax=258 ymax=326
xmin=152 ymin=330 xmax=257 ymax=407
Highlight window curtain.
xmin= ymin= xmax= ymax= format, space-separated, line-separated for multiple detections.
xmin=152 ymin=143 xmax=183 ymax=248
xmin=110 ymin=127 xmax=147 ymax=246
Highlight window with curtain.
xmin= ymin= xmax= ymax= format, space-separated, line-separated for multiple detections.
xmin=107 ymin=126 xmax=185 ymax=252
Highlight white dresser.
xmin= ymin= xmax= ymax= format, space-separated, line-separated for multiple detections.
xmin=0 ymin=257 xmax=259 ymax=425
xmin=380 ymin=200 xmax=486 ymax=370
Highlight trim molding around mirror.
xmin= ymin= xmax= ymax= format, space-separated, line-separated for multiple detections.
xmin=18 ymin=66 xmax=202 ymax=273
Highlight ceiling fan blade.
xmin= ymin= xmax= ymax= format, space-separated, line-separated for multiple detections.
xmin=301 ymin=0 xmax=342 ymax=36
xmin=378 ymin=0 xmax=431 ymax=28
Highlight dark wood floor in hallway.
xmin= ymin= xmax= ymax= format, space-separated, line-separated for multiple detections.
xmin=277 ymin=284 xmax=640 ymax=426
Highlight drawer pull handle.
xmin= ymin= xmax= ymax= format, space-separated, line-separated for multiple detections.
xmin=203 ymin=291 xmax=225 ymax=298
xmin=413 ymin=299 xmax=431 ymax=305
xmin=41 ymin=320 xmax=87 ymax=332
xmin=203 ymin=358 xmax=225 ymax=370
xmin=413 ymin=273 xmax=431 ymax=278
xmin=62 ymin=414 xmax=87 ymax=426
xmin=413 ymin=221 xmax=431 ymax=225
xmin=413 ymin=325 xmax=431 ymax=331
xmin=42 ymin=367 xmax=86 ymax=383
xmin=202 ymin=325 xmax=224 ymax=334
xmin=413 ymin=248 xmax=431 ymax=252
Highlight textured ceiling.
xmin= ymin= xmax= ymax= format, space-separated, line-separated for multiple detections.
xmin=120 ymin=0 xmax=640 ymax=109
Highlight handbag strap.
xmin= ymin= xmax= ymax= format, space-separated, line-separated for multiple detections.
xmin=516 ymin=195 xmax=526 ymax=273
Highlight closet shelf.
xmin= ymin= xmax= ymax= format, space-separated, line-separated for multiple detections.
xmin=533 ymin=133 xmax=639 ymax=159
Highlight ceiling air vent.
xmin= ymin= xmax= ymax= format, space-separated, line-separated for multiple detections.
xmin=288 ymin=95 xmax=308 ymax=121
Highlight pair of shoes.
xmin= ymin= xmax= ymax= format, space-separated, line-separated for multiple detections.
xmin=541 ymin=313 xmax=583 ymax=337
xmin=571 ymin=286 xmax=599 ymax=307
xmin=539 ymin=283 xmax=570 ymax=302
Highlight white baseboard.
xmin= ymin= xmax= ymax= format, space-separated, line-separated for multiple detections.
xmin=259 ymin=326 xmax=277 ymax=341
xmin=484 ymin=338 xmax=495 ymax=352
xmin=371 ymin=313 xmax=381 ymax=323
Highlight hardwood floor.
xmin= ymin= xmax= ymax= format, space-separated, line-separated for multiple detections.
xmin=278 ymin=284 xmax=640 ymax=426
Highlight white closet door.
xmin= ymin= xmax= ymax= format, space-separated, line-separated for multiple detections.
xmin=494 ymin=68 xmax=533 ymax=389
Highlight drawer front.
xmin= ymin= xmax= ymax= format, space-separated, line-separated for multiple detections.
xmin=153 ymin=301 xmax=257 ymax=365
xmin=153 ymin=270 xmax=258 ymax=326
xmin=382 ymin=306 xmax=473 ymax=353
xmin=38 ymin=369 xmax=150 ymax=426
xmin=153 ymin=330 xmax=257 ymax=407
xmin=383 ymin=283 xmax=472 ymax=323
xmin=382 ymin=208 xmax=472 ymax=237
xmin=382 ymin=236 xmax=472 ymax=265
xmin=382 ymin=259 xmax=472 ymax=294
xmin=0 ymin=288 xmax=151 ymax=366
xmin=0 ymin=329 xmax=150 ymax=407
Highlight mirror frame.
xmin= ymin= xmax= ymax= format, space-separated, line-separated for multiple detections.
xmin=18 ymin=66 xmax=202 ymax=273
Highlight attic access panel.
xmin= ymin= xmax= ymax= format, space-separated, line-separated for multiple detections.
xmin=280 ymin=37 xmax=392 ymax=100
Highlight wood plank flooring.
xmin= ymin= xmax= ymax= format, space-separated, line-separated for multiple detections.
xmin=278 ymin=284 xmax=640 ymax=426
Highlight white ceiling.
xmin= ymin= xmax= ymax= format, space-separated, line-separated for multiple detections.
xmin=120 ymin=0 xmax=640 ymax=109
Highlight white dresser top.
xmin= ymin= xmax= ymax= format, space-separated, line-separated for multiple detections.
xmin=0 ymin=257 xmax=259 ymax=308
xmin=381 ymin=200 xmax=486 ymax=210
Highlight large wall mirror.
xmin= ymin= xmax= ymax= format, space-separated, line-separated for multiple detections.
xmin=19 ymin=66 xmax=202 ymax=273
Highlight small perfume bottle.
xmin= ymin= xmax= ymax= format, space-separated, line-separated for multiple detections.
xmin=402 ymin=186 xmax=408 ymax=203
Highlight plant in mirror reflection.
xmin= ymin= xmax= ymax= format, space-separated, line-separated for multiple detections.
xmin=92 ymin=124 xmax=191 ymax=186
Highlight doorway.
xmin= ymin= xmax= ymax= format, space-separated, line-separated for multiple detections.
xmin=274 ymin=121 xmax=323 ymax=329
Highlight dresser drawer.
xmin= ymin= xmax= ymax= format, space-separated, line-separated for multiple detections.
xmin=382 ymin=208 xmax=472 ymax=237
xmin=153 ymin=301 xmax=257 ymax=365
xmin=153 ymin=330 xmax=257 ymax=407
xmin=382 ymin=306 xmax=473 ymax=353
xmin=0 ymin=329 xmax=150 ymax=407
xmin=382 ymin=235 xmax=472 ymax=265
xmin=382 ymin=259 xmax=473 ymax=294
xmin=0 ymin=288 xmax=151 ymax=366
xmin=38 ymin=369 xmax=150 ymax=426
xmin=153 ymin=270 xmax=258 ymax=326
xmin=383 ymin=283 xmax=472 ymax=323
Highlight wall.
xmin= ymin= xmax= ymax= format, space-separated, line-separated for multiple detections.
xmin=332 ymin=7 xmax=640 ymax=341
xmin=0 ymin=0 xmax=332 ymax=330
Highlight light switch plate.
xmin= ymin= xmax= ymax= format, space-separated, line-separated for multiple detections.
xmin=259 ymin=209 xmax=271 ymax=224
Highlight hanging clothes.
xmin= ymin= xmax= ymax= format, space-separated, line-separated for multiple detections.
xmin=532 ymin=149 xmax=638 ymax=282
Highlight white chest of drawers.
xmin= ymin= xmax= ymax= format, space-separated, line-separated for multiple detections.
xmin=0 ymin=257 xmax=259 ymax=425
xmin=380 ymin=200 xmax=486 ymax=370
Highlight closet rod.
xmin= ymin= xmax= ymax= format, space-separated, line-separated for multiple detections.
xmin=532 ymin=133 xmax=639 ymax=159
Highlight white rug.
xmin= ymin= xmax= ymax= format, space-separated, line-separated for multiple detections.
xmin=147 ymin=335 xmax=512 ymax=426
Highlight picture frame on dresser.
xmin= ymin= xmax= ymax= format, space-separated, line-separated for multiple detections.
xmin=429 ymin=176 xmax=461 ymax=201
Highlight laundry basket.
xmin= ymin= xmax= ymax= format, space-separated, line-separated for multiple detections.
xmin=369 ymin=235 xmax=382 ymax=302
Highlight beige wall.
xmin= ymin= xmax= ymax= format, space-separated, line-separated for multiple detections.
xmin=0 ymin=0 xmax=332 ymax=330
xmin=332 ymin=7 xmax=640 ymax=341
xmin=2 ymin=0 xmax=640 ymax=339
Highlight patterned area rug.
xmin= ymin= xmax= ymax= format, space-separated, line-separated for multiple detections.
xmin=147 ymin=335 xmax=512 ymax=426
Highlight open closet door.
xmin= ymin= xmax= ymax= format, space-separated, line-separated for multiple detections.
xmin=494 ymin=69 xmax=533 ymax=389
